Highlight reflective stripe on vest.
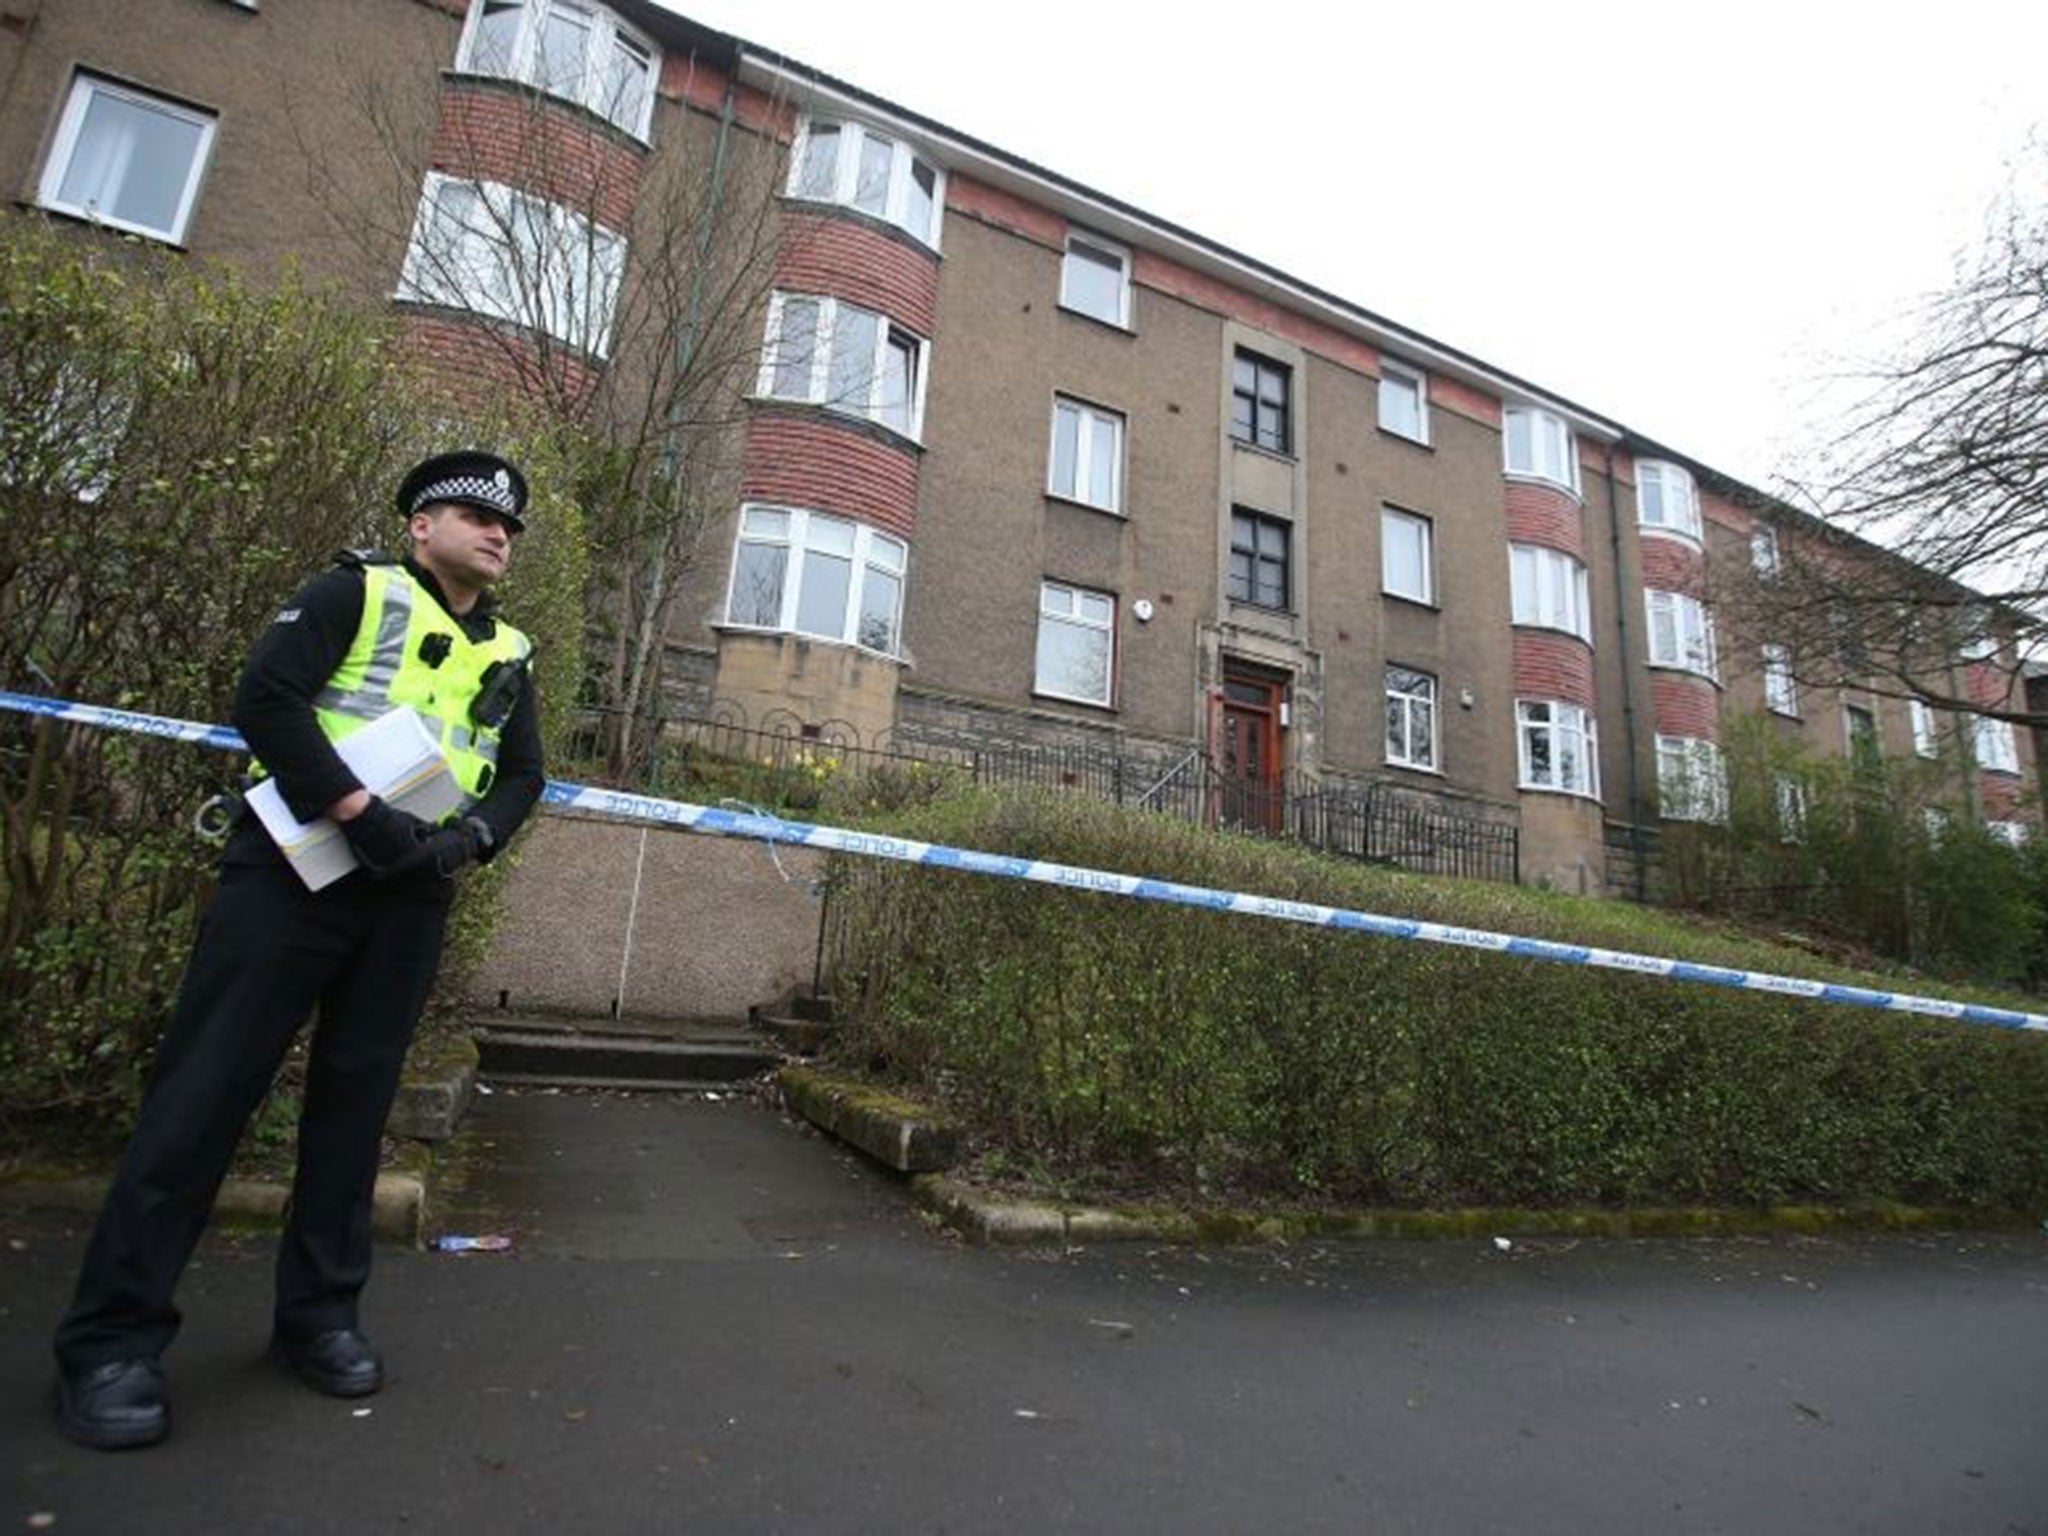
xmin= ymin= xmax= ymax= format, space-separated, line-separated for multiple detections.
xmin=308 ymin=564 xmax=532 ymax=806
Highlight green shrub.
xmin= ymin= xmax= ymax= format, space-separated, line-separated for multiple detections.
xmin=827 ymin=791 xmax=2048 ymax=1210
xmin=0 ymin=214 xmax=585 ymax=1134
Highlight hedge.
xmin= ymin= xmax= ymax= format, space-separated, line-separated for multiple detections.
xmin=826 ymin=792 xmax=2048 ymax=1211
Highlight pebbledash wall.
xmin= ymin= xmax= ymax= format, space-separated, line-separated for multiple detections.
xmin=0 ymin=0 xmax=2038 ymax=895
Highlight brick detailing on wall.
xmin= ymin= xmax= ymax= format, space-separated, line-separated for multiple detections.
xmin=1639 ymin=533 xmax=1706 ymax=595
xmin=1980 ymin=772 xmax=2024 ymax=820
xmin=434 ymin=82 xmax=645 ymax=233
xmin=775 ymin=211 xmax=940 ymax=335
xmin=1504 ymin=480 xmax=1586 ymax=556
xmin=665 ymin=55 xmax=792 ymax=138
xmin=398 ymin=311 xmax=601 ymax=414
xmin=1513 ymin=630 xmax=1597 ymax=710
xmin=945 ymin=173 xmax=1067 ymax=248
xmin=740 ymin=410 xmax=919 ymax=540
xmin=1701 ymin=487 xmax=1754 ymax=536
xmin=1964 ymin=659 xmax=2006 ymax=709
xmin=1651 ymin=672 xmax=1721 ymax=743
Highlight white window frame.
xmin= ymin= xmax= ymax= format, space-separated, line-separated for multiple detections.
xmin=1762 ymin=643 xmax=1798 ymax=716
xmin=1751 ymin=525 xmax=1781 ymax=576
xmin=1381 ymin=506 xmax=1435 ymax=605
xmin=1988 ymin=820 xmax=2030 ymax=848
xmin=1503 ymin=405 xmax=1580 ymax=495
xmin=1635 ymin=460 xmax=1701 ymax=542
xmin=757 ymin=291 xmax=928 ymax=441
xmin=37 ymin=74 xmax=218 ymax=244
xmin=1377 ymin=360 xmax=1430 ymax=445
xmin=1516 ymin=699 xmax=1600 ymax=798
xmin=1509 ymin=544 xmax=1592 ymax=642
xmin=1844 ymin=703 xmax=1881 ymax=758
xmin=1035 ymin=580 xmax=1116 ymax=707
xmin=722 ymin=504 xmax=907 ymax=656
xmin=1775 ymin=774 xmax=1807 ymax=843
xmin=1047 ymin=395 xmax=1124 ymax=514
xmin=786 ymin=115 xmax=945 ymax=250
xmin=1910 ymin=698 xmax=1938 ymax=758
xmin=396 ymin=172 xmax=627 ymax=357
xmin=1974 ymin=714 xmax=2020 ymax=775
xmin=455 ymin=0 xmax=660 ymax=140
xmin=1656 ymin=735 xmax=1728 ymax=823
xmin=1385 ymin=666 xmax=1439 ymax=772
xmin=1644 ymin=589 xmax=1717 ymax=679
xmin=1060 ymin=231 xmax=1131 ymax=328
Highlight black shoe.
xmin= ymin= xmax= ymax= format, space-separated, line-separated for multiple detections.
xmin=270 ymin=1329 xmax=383 ymax=1398
xmin=54 ymin=1359 xmax=170 ymax=1450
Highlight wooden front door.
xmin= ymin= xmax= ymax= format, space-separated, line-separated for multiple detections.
xmin=1217 ymin=668 xmax=1284 ymax=832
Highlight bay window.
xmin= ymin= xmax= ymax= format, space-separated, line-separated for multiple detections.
xmin=1636 ymin=460 xmax=1701 ymax=540
xmin=788 ymin=116 xmax=944 ymax=247
xmin=458 ymin=0 xmax=658 ymax=139
xmin=1509 ymin=544 xmax=1591 ymax=641
xmin=397 ymin=172 xmax=626 ymax=356
xmin=759 ymin=292 xmax=926 ymax=438
xmin=1645 ymin=589 xmax=1717 ymax=678
xmin=1504 ymin=405 xmax=1579 ymax=494
xmin=724 ymin=505 xmax=907 ymax=655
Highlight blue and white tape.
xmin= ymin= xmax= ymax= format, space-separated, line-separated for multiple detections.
xmin=7 ymin=688 xmax=2046 ymax=1033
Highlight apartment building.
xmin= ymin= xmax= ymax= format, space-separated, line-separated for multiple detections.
xmin=1 ymin=0 xmax=2034 ymax=890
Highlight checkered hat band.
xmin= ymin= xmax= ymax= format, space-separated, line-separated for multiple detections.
xmin=409 ymin=474 xmax=516 ymax=516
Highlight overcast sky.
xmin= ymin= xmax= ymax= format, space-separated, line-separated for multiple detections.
xmin=658 ymin=1 xmax=2045 ymax=495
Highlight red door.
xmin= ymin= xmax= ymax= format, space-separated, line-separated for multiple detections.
xmin=1217 ymin=670 xmax=1284 ymax=832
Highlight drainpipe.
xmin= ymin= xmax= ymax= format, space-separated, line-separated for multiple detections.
xmin=1604 ymin=450 xmax=1648 ymax=900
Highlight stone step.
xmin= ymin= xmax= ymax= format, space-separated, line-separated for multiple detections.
xmin=748 ymin=990 xmax=838 ymax=1056
xmin=474 ymin=1021 xmax=782 ymax=1089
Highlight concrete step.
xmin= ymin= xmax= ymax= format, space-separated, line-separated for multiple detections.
xmin=748 ymin=990 xmax=839 ymax=1056
xmin=474 ymin=1017 xmax=783 ymax=1090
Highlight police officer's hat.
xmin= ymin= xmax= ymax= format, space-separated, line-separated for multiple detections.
xmin=395 ymin=450 xmax=529 ymax=532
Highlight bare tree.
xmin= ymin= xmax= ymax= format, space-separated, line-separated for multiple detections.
xmin=1720 ymin=148 xmax=2048 ymax=727
xmin=288 ymin=34 xmax=802 ymax=777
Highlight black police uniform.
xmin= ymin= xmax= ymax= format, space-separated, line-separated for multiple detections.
xmin=54 ymin=495 xmax=544 ymax=1378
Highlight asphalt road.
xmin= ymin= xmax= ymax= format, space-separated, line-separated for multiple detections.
xmin=4 ymin=1090 xmax=2046 ymax=1535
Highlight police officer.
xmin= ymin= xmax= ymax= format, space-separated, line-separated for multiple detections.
xmin=52 ymin=451 xmax=546 ymax=1449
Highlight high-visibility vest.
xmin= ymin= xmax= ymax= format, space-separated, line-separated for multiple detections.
xmin=299 ymin=561 xmax=532 ymax=806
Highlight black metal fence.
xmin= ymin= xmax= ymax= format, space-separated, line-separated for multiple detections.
xmin=570 ymin=704 xmax=1519 ymax=884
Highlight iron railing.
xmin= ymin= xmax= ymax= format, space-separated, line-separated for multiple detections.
xmin=570 ymin=703 xmax=1519 ymax=884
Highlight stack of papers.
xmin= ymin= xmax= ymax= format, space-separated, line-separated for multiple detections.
xmin=246 ymin=706 xmax=463 ymax=890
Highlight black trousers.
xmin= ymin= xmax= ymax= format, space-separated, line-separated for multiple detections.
xmin=54 ymin=858 xmax=451 ymax=1371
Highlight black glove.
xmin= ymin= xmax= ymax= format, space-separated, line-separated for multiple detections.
xmin=415 ymin=816 xmax=494 ymax=880
xmin=339 ymin=796 xmax=432 ymax=878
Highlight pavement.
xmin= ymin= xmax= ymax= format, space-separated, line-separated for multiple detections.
xmin=4 ymin=1088 xmax=2047 ymax=1535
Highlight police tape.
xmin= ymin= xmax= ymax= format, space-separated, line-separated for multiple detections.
xmin=6 ymin=687 xmax=2047 ymax=1034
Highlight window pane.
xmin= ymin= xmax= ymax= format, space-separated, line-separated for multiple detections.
xmin=537 ymin=5 xmax=591 ymax=97
xmin=795 ymin=549 xmax=852 ymax=639
xmin=1525 ymin=721 xmax=1553 ymax=784
xmin=1380 ymin=371 xmax=1422 ymax=438
xmin=728 ymin=540 xmax=786 ymax=626
xmin=1411 ymin=699 xmax=1435 ymax=768
xmin=1087 ymin=413 xmax=1118 ymax=509
xmin=904 ymin=160 xmax=936 ymax=243
xmin=741 ymin=506 xmax=790 ymax=538
xmin=826 ymin=306 xmax=878 ymax=415
xmin=794 ymin=123 xmax=840 ymax=199
xmin=1506 ymin=410 xmax=1532 ymax=473
xmin=1078 ymin=591 xmax=1114 ymax=625
xmin=604 ymin=34 xmax=650 ymax=130
xmin=1037 ymin=615 xmax=1110 ymax=703
xmin=855 ymin=133 xmax=893 ymax=216
xmin=58 ymin=88 xmax=207 ymax=236
xmin=807 ymin=514 xmax=856 ymax=557
xmin=879 ymin=332 xmax=915 ymax=435
xmin=472 ymin=0 xmax=524 ymax=74
xmin=771 ymin=298 xmax=818 ymax=398
xmin=1227 ymin=551 xmax=1252 ymax=604
xmin=857 ymin=566 xmax=901 ymax=652
xmin=1383 ymin=511 xmax=1428 ymax=599
xmin=1062 ymin=241 xmax=1124 ymax=323
xmin=1050 ymin=402 xmax=1080 ymax=497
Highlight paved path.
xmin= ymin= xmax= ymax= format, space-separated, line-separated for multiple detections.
xmin=5 ymin=1090 xmax=2047 ymax=1534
